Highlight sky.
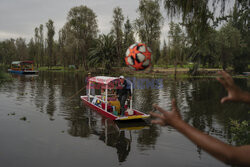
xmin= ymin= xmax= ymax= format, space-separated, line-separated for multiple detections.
xmin=0 ymin=0 xmax=234 ymax=45
xmin=0 ymin=0 xmax=170 ymax=43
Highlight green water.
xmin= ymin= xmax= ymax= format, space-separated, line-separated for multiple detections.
xmin=0 ymin=72 xmax=249 ymax=167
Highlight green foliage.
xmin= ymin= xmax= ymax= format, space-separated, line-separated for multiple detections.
xmin=123 ymin=17 xmax=135 ymax=48
xmin=111 ymin=7 xmax=125 ymax=66
xmin=46 ymin=19 xmax=55 ymax=68
xmin=66 ymin=5 xmax=98 ymax=70
xmin=0 ymin=1 xmax=248 ymax=74
xmin=230 ymin=118 xmax=250 ymax=146
xmin=135 ymin=0 xmax=163 ymax=71
xmin=230 ymin=1 xmax=250 ymax=73
xmin=135 ymin=0 xmax=163 ymax=46
xmin=88 ymin=34 xmax=116 ymax=71
xmin=0 ymin=70 xmax=10 ymax=80
xmin=216 ymin=22 xmax=242 ymax=70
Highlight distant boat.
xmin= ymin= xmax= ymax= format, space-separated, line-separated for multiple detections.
xmin=8 ymin=61 xmax=38 ymax=74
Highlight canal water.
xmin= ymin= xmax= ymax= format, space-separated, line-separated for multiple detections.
xmin=0 ymin=72 xmax=249 ymax=167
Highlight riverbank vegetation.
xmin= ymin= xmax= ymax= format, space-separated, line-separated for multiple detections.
xmin=0 ymin=0 xmax=249 ymax=76
xmin=0 ymin=69 xmax=11 ymax=80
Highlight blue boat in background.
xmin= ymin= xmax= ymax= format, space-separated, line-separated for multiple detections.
xmin=8 ymin=61 xmax=38 ymax=74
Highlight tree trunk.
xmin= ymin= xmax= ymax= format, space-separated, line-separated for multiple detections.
xmin=174 ymin=61 xmax=177 ymax=79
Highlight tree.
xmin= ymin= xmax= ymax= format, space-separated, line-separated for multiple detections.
xmin=88 ymin=34 xmax=116 ymax=72
xmin=39 ymin=24 xmax=45 ymax=66
xmin=135 ymin=0 xmax=163 ymax=71
xmin=111 ymin=7 xmax=124 ymax=66
xmin=135 ymin=0 xmax=163 ymax=46
xmin=34 ymin=27 xmax=39 ymax=67
xmin=15 ymin=38 xmax=28 ymax=60
xmin=160 ymin=40 xmax=168 ymax=67
xmin=168 ymin=22 xmax=183 ymax=77
xmin=28 ymin=38 xmax=36 ymax=61
xmin=123 ymin=17 xmax=135 ymax=49
xmin=216 ymin=22 xmax=242 ymax=70
xmin=46 ymin=19 xmax=55 ymax=68
xmin=231 ymin=0 xmax=249 ymax=73
xmin=59 ymin=23 xmax=77 ymax=68
xmin=0 ymin=39 xmax=16 ymax=65
xmin=66 ymin=5 xmax=98 ymax=70
xmin=163 ymin=0 xmax=228 ymax=75
xmin=58 ymin=28 xmax=67 ymax=68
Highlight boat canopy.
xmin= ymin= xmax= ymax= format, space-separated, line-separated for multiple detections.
xmin=88 ymin=76 xmax=119 ymax=85
xmin=11 ymin=61 xmax=33 ymax=64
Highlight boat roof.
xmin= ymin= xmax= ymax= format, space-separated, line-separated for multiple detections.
xmin=89 ymin=76 xmax=119 ymax=84
xmin=12 ymin=61 xmax=33 ymax=64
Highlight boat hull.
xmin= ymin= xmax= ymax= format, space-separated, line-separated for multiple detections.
xmin=80 ymin=96 xmax=150 ymax=121
xmin=8 ymin=69 xmax=38 ymax=74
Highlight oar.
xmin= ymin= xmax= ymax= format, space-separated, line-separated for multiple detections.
xmin=66 ymin=86 xmax=85 ymax=102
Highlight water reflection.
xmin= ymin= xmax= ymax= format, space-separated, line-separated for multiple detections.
xmin=69 ymin=107 xmax=150 ymax=162
xmin=0 ymin=72 xmax=249 ymax=166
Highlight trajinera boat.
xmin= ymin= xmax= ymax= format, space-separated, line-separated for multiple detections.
xmin=8 ymin=61 xmax=38 ymax=74
xmin=80 ymin=76 xmax=150 ymax=121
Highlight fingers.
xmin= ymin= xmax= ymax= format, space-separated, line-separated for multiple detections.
xmin=216 ymin=76 xmax=227 ymax=86
xmin=152 ymin=103 xmax=167 ymax=114
xmin=221 ymin=71 xmax=233 ymax=82
xmin=217 ymin=71 xmax=234 ymax=86
xmin=221 ymin=96 xmax=230 ymax=103
xmin=151 ymin=119 xmax=165 ymax=126
xmin=171 ymin=99 xmax=177 ymax=111
xmin=150 ymin=111 xmax=165 ymax=120
xmin=150 ymin=111 xmax=167 ymax=126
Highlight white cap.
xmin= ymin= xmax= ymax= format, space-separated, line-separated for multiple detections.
xmin=119 ymin=75 xmax=124 ymax=79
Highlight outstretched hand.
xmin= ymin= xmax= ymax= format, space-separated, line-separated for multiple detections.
xmin=216 ymin=71 xmax=244 ymax=103
xmin=150 ymin=99 xmax=182 ymax=126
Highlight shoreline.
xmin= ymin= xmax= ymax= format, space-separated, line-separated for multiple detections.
xmin=37 ymin=66 xmax=250 ymax=79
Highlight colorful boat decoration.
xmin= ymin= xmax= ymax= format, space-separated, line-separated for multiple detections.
xmin=80 ymin=76 xmax=150 ymax=121
xmin=8 ymin=61 xmax=38 ymax=74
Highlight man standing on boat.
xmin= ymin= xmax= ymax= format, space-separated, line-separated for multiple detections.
xmin=116 ymin=76 xmax=131 ymax=116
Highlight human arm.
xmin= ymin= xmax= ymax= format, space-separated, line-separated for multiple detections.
xmin=217 ymin=71 xmax=250 ymax=104
xmin=150 ymin=99 xmax=250 ymax=166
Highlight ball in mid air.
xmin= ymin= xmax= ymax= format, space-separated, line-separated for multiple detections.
xmin=125 ymin=43 xmax=152 ymax=71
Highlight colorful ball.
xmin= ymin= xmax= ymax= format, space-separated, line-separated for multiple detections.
xmin=125 ymin=43 xmax=152 ymax=71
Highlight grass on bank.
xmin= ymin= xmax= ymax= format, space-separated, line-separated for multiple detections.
xmin=37 ymin=65 xmax=250 ymax=79
xmin=0 ymin=70 xmax=11 ymax=80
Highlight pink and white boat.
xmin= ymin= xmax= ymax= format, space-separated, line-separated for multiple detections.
xmin=80 ymin=76 xmax=150 ymax=121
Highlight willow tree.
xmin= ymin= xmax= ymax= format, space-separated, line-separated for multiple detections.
xmin=111 ymin=7 xmax=124 ymax=66
xmin=231 ymin=0 xmax=249 ymax=73
xmin=46 ymin=19 xmax=55 ymax=68
xmin=66 ymin=5 xmax=98 ymax=70
xmin=163 ymin=0 xmax=229 ymax=75
xmin=216 ymin=22 xmax=242 ymax=70
xmin=135 ymin=0 xmax=163 ymax=71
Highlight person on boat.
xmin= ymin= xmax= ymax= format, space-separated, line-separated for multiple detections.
xmin=86 ymin=72 xmax=95 ymax=101
xmin=150 ymin=71 xmax=250 ymax=166
xmin=116 ymin=76 xmax=131 ymax=116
